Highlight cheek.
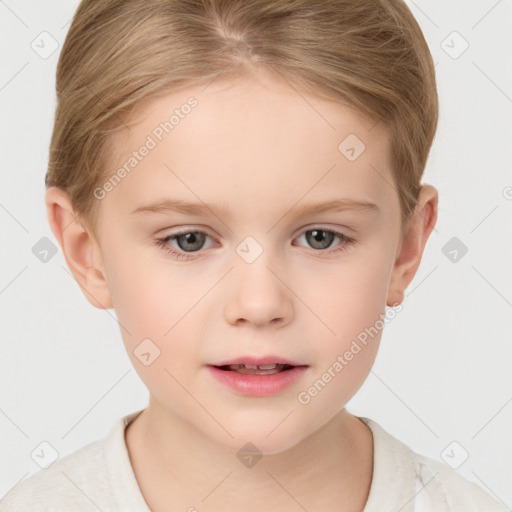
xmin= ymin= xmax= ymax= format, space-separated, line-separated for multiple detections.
xmin=108 ymin=268 xmax=200 ymax=402
xmin=294 ymin=263 xmax=389 ymax=424
xmin=297 ymin=249 xmax=394 ymax=398
xmin=101 ymin=239 xmax=201 ymax=360
xmin=104 ymin=230 xmax=200 ymax=327
xmin=304 ymin=248 xmax=393 ymax=338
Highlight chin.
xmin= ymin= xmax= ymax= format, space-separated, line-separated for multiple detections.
xmin=208 ymin=421 xmax=307 ymax=456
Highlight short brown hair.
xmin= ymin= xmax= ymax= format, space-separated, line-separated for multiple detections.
xmin=45 ymin=0 xmax=438 ymax=236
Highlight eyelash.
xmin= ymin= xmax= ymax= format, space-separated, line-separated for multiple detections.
xmin=155 ymin=228 xmax=356 ymax=261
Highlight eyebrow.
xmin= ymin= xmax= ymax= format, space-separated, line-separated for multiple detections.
xmin=131 ymin=198 xmax=380 ymax=219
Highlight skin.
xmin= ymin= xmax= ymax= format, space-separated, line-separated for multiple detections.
xmin=46 ymin=68 xmax=438 ymax=511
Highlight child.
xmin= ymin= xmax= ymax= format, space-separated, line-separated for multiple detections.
xmin=1 ymin=0 xmax=507 ymax=510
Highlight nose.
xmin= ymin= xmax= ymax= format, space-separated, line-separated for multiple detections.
xmin=223 ymin=250 xmax=294 ymax=329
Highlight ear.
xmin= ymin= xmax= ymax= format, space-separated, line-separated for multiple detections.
xmin=45 ymin=186 xmax=113 ymax=309
xmin=387 ymin=184 xmax=438 ymax=307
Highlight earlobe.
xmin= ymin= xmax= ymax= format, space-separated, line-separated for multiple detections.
xmin=386 ymin=184 xmax=438 ymax=307
xmin=45 ymin=187 xmax=113 ymax=309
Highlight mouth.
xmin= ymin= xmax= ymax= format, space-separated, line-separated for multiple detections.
xmin=213 ymin=363 xmax=297 ymax=375
xmin=206 ymin=361 xmax=309 ymax=397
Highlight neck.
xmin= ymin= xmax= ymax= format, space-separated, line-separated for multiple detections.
xmin=125 ymin=401 xmax=374 ymax=512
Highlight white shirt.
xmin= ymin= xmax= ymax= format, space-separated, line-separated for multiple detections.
xmin=0 ymin=409 xmax=507 ymax=511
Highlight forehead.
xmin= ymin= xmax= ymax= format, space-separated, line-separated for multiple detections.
xmin=100 ymin=71 xmax=396 ymax=221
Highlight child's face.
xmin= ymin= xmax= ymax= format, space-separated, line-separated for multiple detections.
xmin=91 ymin=70 xmax=406 ymax=452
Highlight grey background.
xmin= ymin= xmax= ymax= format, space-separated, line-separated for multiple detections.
xmin=1 ymin=0 xmax=511 ymax=506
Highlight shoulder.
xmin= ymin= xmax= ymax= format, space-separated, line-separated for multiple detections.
xmin=412 ymin=452 xmax=508 ymax=512
xmin=0 ymin=437 xmax=114 ymax=512
xmin=359 ymin=417 xmax=507 ymax=512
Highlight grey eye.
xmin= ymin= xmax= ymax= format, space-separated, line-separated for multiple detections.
xmin=298 ymin=229 xmax=338 ymax=250
xmin=172 ymin=232 xmax=208 ymax=252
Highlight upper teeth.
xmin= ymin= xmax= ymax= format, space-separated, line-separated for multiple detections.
xmin=230 ymin=363 xmax=278 ymax=370
xmin=256 ymin=364 xmax=278 ymax=370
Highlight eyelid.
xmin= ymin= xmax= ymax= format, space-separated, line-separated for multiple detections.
xmin=156 ymin=225 xmax=356 ymax=260
xmin=293 ymin=226 xmax=355 ymax=248
xmin=158 ymin=226 xmax=219 ymax=242
xmin=164 ymin=227 xmax=220 ymax=249
xmin=158 ymin=223 xmax=353 ymax=242
xmin=292 ymin=222 xmax=356 ymax=238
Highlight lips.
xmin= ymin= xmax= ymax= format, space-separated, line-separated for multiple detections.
xmin=217 ymin=363 xmax=294 ymax=375
xmin=206 ymin=362 xmax=308 ymax=396
xmin=209 ymin=356 xmax=306 ymax=367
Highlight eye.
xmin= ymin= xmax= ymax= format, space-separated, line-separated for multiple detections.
xmin=155 ymin=227 xmax=356 ymax=261
xmin=155 ymin=230 xmax=216 ymax=260
xmin=294 ymin=228 xmax=355 ymax=255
